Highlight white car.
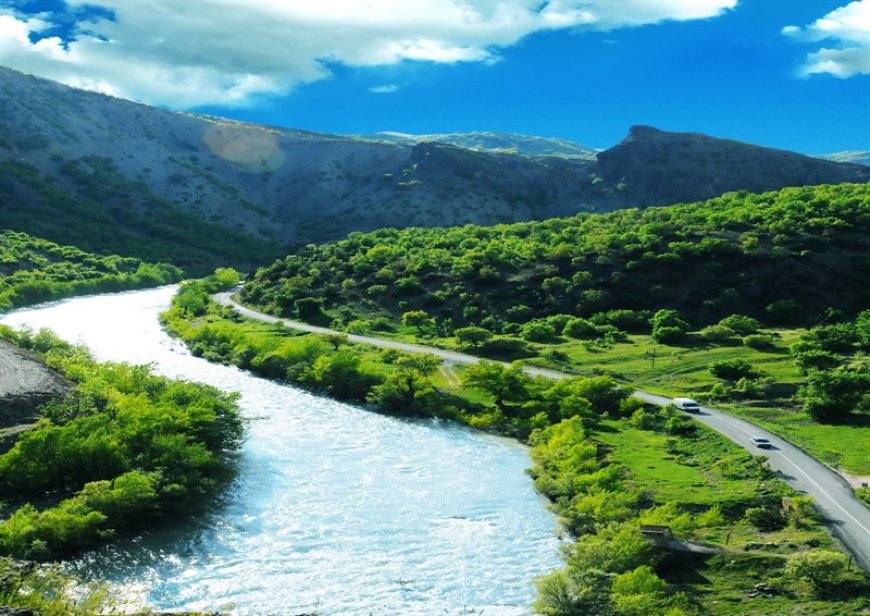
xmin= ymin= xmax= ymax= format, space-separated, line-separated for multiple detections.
xmin=751 ymin=436 xmax=773 ymax=449
xmin=673 ymin=397 xmax=700 ymax=413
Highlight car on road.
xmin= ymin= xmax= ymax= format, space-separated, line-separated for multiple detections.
xmin=673 ymin=397 xmax=700 ymax=412
xmin=751 ymin=436 xmax=773 ymax=448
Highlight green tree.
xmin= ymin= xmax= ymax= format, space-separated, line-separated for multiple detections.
xmin=462 ymin=360 xmax=529 ymax=412
xmin=709 ymin=358 xmax=760 ymax=381
xmin=784 ymin=550 xmax=848 ymax=588
xmin=401 ymin=310 xmax=435 ymax=334
xmin=454 ymin=326 xmax=493 ymax=348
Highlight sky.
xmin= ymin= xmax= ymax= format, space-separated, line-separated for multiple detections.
xmin=0 ymin=0 xmax=868 ymax=153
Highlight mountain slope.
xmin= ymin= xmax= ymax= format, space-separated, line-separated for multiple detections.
xmin=1 ymin=67 xmax=867 ymax=254
xmin=816 ymin=151 xmax=870 ymax=167
xmin=242 ymin=182 xmax=870 ymax=330
xmin=354 ymin=130 xmax=598 ymax=158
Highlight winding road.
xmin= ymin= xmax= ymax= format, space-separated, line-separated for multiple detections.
xmin=215 ymin=291 xmax=870 ymax=574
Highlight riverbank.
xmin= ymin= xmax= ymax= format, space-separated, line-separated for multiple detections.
xmin=165 ymin=278 xmax=870 ymax=615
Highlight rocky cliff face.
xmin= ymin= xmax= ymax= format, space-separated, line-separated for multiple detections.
xmin=0 ymin=339 xmax=71 ymax=452
xmin=1 ymin=67 xmax=867 ymax=251
xmin=596 ymin=125 xmax=870 ymax=207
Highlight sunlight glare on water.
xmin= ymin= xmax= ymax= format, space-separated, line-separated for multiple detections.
xmin=1 ymin=286 xmax=561 ymax=615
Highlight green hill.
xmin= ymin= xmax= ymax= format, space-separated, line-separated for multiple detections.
xmin=243 ymin=182 xmax=870 ymax=330
xmin=0 ymin=158 xmax=281 ymax=276
xmin=0 ymin=229 xmax=183 ymax=311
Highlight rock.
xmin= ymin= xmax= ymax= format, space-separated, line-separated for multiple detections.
xmin=0 ymin=607 xmax=35 ymax=616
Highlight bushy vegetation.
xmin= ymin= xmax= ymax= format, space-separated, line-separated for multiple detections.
xmin=0 ymin=230 xmax=182 ymax=312
xmin=791 ymin=311 xmax=869 ymax=421
xmin=0 ymin=326 xmax=244 ymax=560
xmin=0 ymin=157 xmax=282 ymax=275
xmin=243 ymin=182 xmax=869 ymax=331
xmin=165 ymin=284 xmax=868 ymax=614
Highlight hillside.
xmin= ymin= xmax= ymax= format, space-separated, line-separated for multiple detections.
xmin=2 ymin=67 xmax=867 ymax=255
xmin=0 ymin=230 xmax=182 ymax=311
xmin=817 ymin=151 xmax=870 ymax=167
xmin=242 ymin=182 xmax=870 ymax=330
xmin=354 ymin=130 xmax=598 ymax=158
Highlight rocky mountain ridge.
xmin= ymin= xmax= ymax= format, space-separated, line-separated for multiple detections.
xmin=1 ymin=66 xmax=867 ymax=253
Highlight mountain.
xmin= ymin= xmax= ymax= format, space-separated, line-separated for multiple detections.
xmin=242 ymin=182 xmax=870 ymax=330
xmin=354 ymin=131 xmax=599 ymax=158
xmin=816 ymin=151 xmax=870 ymax=167
xmin=1 ymin=67 xmax=867 ymax=261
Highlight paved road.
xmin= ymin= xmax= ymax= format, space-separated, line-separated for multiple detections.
xmin=215 ymin=291 xmax=870 ymax=573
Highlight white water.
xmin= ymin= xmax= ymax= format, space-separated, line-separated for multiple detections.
xmin=1 ymin=287 xmax=561 ymax=615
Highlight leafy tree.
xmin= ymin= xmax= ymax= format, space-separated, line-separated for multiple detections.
xmin=401 ymin=310 xmax=435 ymax=334
xmin=800 ymin=366 xmax=868 ymax=421
xmin=610 ymin=566 xmax=668 ymax=616
xmin=462 ymin=360 xmax=529 ymax=412
xmin=454 ymin=326 xmax=493 ymax=348
xmin=651 ymin=310 xmax=689 ymax=344
xmin=522 ymin=320 xmax=557 ymax=342
xmin=294 ymin=297 xmax=324 ymax=321
xmin=212 ymin=267 xmax=241 ymax=290
xmin=718 ymin=314 xmax=760 ymax=335
xmin=368 ymin=353 xmax=441 ymax=414
xmin=709 ymin=359 xmax=760 ymax=381
xmin=785 ymin=550 xmax=848 ymax=588
xmin=535 ymin=569 xmax=614 ymax=616
xmin=563 ymin=318 xmax=599 ymax=339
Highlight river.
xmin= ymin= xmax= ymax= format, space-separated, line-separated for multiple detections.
xmin=1 ymin=286 xmax=561 ymax=615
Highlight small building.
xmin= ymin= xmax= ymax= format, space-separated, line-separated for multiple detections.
xmin=640 ymin=525 xmax=673 ymax=542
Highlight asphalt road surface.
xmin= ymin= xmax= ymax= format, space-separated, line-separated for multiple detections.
xmin=215 ymin=291 xmax=870 ymax=573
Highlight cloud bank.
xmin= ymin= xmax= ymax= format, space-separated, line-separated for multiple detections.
xmin=0 ymin=0 xmax=736 ymax=107
xmin=783 ymin=0 xmax=870 ymax=78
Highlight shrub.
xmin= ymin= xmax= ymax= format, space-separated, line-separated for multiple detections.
xmin=522 ymin=320 xmax=557 ymax=343
xmin=709 ymin=359 xmax=760 ymax=381
xmin=743 ymin=334 xmax=775 ymax=349
xmin=651 ymin=326 xmax=686 ymax=345
xmin=785 ymin=550 xmax=847 ymax=588
xmin=745 ymin=506 xmax=786 ymax=531
xmin=699 ymin=324 xmax=736 ymax=342
xmin=718 ymin=314 xmax=760 ymax=335
xmin=564 ymin=317 xmax=599 ymax=339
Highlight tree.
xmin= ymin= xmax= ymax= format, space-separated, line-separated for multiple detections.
xmin=650 ymin=309 xmax=689 ymax=345
xmin=212 ymin=267 xmax=241 ymax=290
xmin=785 ymin=550 xmax=847 ymax=588
xmin=800 ymin=366 xmax=868 ymax=421
xmin=709 ymin=359 xmax=760 ymax=382
xmin=312 ymin=352 xmax=378 ymax=399
xmin=462 ymin=360 xmax=529 ymax=412
xmin=522 ymin=320 xmax=557 ymax=343
xmin=564 ymin=318 xmax=599 ymax=340
xmin=718 ymin=314 xmax=760 ymax=336
xmin=534 ymin=569 xmax=614 ymax=616
xmin=324 ymin=333 xmax=348 ymax=350
xmin=454 ymin=326 xmax=493 ymax=349
xmin=610 ymin=566 xmax=668 ymax=616
xmin=294 ymin=297 xmax=324 ymax=321
xmin=368 ymin=353 xmax=441 ymax=414
xmin=401 ymin=310 xmax=435 ymax=334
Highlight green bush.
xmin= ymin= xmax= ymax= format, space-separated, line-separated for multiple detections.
xmin=709 ymin=358 xmax=760 ymax=381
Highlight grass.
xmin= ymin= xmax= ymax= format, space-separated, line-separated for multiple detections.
xmin=592 ymin=417 xmax=870 ymax=614
xmin=367 ymin=324 xmax=870 ymax=477
xmin=591 ymin=419 xmax=765 ymax=507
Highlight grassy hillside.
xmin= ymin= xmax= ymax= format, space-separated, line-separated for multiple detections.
xmin=0 ymin=229 xmax=182 ymax=311
xmin=241 ymin=182 xmax=870 ymax=473
xmin=243 ymin=182 xmax=869 ymax=329
xmin=0 ymin=158 xmax=281 ymax=275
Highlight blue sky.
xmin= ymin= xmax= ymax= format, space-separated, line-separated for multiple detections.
xmin=1 ymin=0 xmax=868 ymax=153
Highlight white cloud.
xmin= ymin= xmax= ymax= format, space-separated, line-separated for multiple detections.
xmin=369 ymin=84 xmax=400 ymax=94
xmin=0 ymin=0 xmax=737 ymax=107
xmin=783 ymin=0 xmax=870 ymax=78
